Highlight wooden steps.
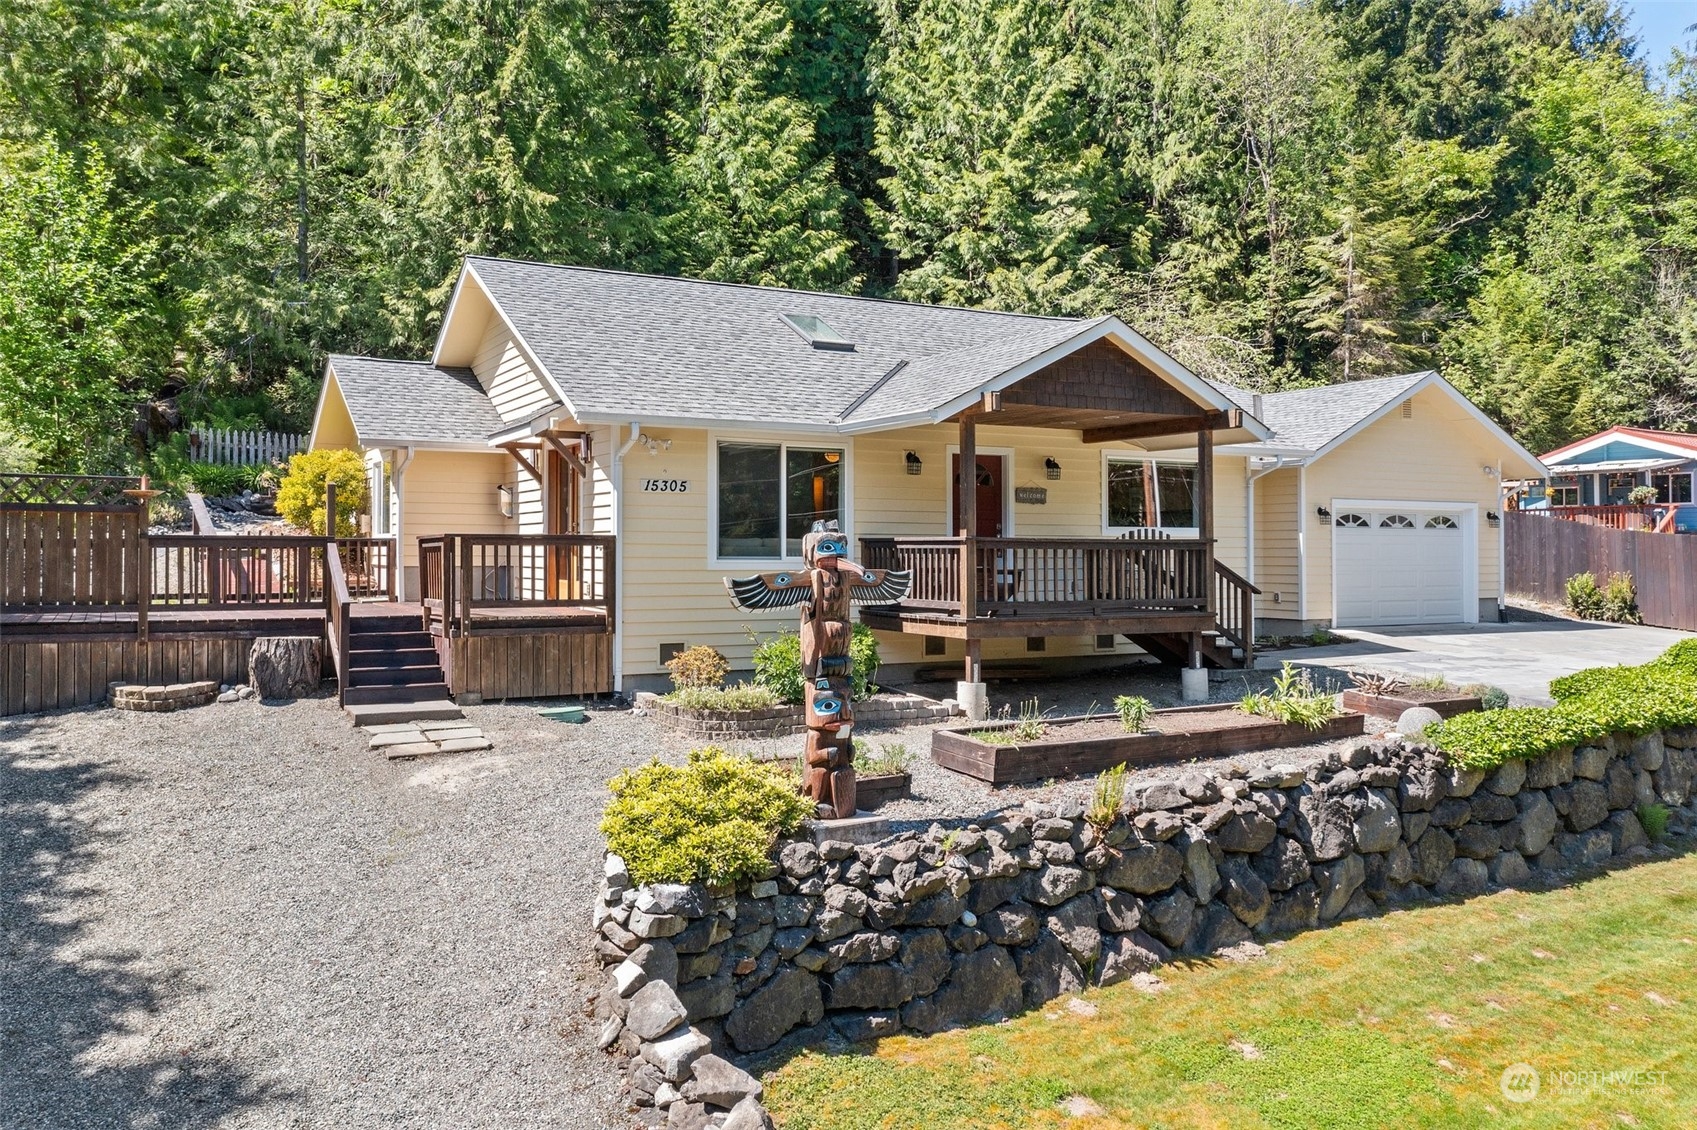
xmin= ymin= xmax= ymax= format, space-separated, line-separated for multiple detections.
xmin=340 ymin=609 xmax=460 ymax=720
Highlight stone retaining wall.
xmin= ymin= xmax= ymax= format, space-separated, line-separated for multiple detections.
xmin=590 ymin=730 xmax=1697 ymax=1125
xmin=637 ymin=690 xmax=959 ymax=741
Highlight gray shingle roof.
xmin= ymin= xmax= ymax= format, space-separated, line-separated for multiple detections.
xmin=464 ymin=257 xmax=1082 ymax=427
xmin=329 ymin=355 xmax=506 ymax=446
xmin=1209 ymin=371 xmax=1433 ymax=452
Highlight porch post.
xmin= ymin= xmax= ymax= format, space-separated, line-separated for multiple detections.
xmin=958 ymin=412 xmax=987 ymax=718
xmin=1197 ymin=428 xmax=1214 ymax=613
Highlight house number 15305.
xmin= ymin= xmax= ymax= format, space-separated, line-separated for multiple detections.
xmin=641 ymin=478 xmax=689 ymax=493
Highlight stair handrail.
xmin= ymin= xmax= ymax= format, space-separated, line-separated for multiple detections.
xmin=1211 ymin=560 xmax=1261 ymax=668
xmin=325 ymin=538 xmax=353 ymax=706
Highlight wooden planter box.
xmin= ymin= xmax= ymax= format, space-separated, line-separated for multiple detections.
xmin=1340 ymin=689 xmax=1481 ymax=720
xmin=931 ymin=705 xmax=1368 ymax=785
xmin=855 ymin=771 xmax=911 ymax=811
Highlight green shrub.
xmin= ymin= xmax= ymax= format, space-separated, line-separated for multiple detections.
xmin=751 ymin=624 xmax=880 ymax=703
xmin=1114 ymin=695 xmax=1153 ymax=733
xmin=276 ymin=448 xmax=367 ymax=535
xmin=1637 ymin=802 xmax=1670 ymax=842
xmin=1627 ymin=484 xmax=1658 ymax=505
xmin=1087 ymin=762 xmax=1128 ymax=830
xmin=661 ymin=683 xmax=781 ymax=712
xmin=1458 ymin=683 xmax=1510 ymax=711
xmin=182 ymin=461 xmax=258 ymax=497
xmin=600 ymin=748 xmax=813 ymax=886
xmin=1565 ymin=572 xmax=1604 ymax=619
xmin=665 ymin=644 xmax=729 ymax=690
xmin=1241 ymin=663 xmax=1338 ymax=730
xmin=1565 ymin=571 xmax=1640 ymax=623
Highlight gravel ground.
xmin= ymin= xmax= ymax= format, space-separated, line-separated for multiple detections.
xmin=1 ymin=660 xmax=1363 ymax=1129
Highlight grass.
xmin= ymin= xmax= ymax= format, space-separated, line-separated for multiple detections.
xmin=763 ymin=852 xmax=1697 ymax=1129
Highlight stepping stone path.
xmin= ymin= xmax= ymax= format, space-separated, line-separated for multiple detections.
xmin=363 ymin=721 xmax=493 ymax=760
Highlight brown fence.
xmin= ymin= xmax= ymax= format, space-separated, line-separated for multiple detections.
xmin=1505 ymin=511 xmax=1697 ymax=631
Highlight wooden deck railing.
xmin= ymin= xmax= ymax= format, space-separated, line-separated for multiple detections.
xmin=336 ymin=537 xmax=396 ymax=600
xmin=418 ymin=533 xmax=615 ymax=636
xmin=1212 ymin=561 xmax=1260 ymax=666
xmin=148 ymin=535 xmax=325 ymax=608
xmin=1543 ymin=504 xmax=1659 ymax=531
xmin=859 ymin=536 xmax=1212 ymax=617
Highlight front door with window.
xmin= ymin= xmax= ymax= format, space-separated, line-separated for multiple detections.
xmin=951 ymin=454 xmax=1005 ymax=536
xmin=545 ymin=448 xmax=581 ymax=599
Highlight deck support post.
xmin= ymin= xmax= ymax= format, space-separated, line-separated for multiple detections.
xmin=955 ymin=413 xmax=989 ymax=718
xmin=1197 ymin=429 xmax=1214 ymax=614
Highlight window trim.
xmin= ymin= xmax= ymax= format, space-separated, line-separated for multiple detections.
xmin=1099 ymin=450 xmax=1202 ymax=536
xmin=707 ymin=431 xmax=853 ymax=568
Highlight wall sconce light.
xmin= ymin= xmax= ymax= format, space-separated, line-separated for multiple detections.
xmin=1316 ymin=506 xmax=1331 ymax=521
xmin=1043 ymin=457 xmax=1062 ymax=481
xmin=497 ymin=483 xmax=514 ymax=518
xmin=1482 ymin=465 xmax=1500 ymax=478
xmin=981 ymin=390 xmax=1002 ymax=412
xmin=636 ymin=432 xmax=671 ymax=457
xmin=1486 ymin=511 xmax=1501 ymax=526
xmin=905 ymin=451 xmax=923 ymax=476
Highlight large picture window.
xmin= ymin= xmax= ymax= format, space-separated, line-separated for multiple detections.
xmin=1653 ymin=471 xmax=1693 ymax=505
xmin=1106 ymin=458 xmax=1198 ymax=530
xmin=717 ymin=441 xmax=844 ymax=559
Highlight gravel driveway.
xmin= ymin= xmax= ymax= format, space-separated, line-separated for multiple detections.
xmin=1 ymin=661 xmax=1349 ymax=1129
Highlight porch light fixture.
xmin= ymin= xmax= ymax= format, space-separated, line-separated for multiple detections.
xmin=1043 ymin=457 xmax=1062 ymax=481
xmin=1316 ymin=506 xmax=1331 ymax=521
xmin=1486 ymin=511 xmax=1501 ymax=526
xmin=497 ymin=483 xmax=514 ymax=518
xmin=637 ymin=432 xmax=670 ymax=456
xmin=905 ymin=451 xmax=923 ymax=475
xmin=981 ymin=390 xmax=1002 ymax=412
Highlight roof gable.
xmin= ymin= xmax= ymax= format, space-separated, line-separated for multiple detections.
xmin=320 ymin=355 xmax=507 ymax=449
xmin=1540 ymin=426 xmax=1697 ymax=463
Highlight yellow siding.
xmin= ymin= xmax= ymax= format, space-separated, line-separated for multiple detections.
xmin=588 ymin=425 xmax=617 ymax=535
xmin=473 ymin=315 xmax=558 ymax=425
xmin=399 ymin=451 xmax=514 ymax=569
xmin=1252 ymin=467 xmax=1302 ymax=621
xmin=1304 ymin=384 xmax=1506 ymax=620
xmin=615 ymin=424 xmax=1253 ymax=681
xmin=311 ymin=370 xmax=360 ymax=450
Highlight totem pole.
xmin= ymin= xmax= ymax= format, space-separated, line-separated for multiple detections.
xmin=724 ymin=521 xmax=911 ymax=819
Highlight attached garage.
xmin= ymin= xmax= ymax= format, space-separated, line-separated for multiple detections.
xmin=1331 ymin=504 xmax=1477 ymax=627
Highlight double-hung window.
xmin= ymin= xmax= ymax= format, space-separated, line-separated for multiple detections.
xmin=716 ymin=441 xmax=844 ymax=559
xmin=1105 ymin=458 xmax=1198 ymax=532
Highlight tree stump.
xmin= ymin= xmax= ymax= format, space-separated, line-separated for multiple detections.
xmin=249 ymin=636 xmax=323 ymax=700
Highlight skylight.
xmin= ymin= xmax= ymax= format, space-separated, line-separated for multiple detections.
xmin=780 ymin=313 xmax=855 ymax=351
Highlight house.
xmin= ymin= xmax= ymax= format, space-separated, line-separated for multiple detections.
xmin=308 ymin=256 xmax=1546 ymax=699
xmin=1522 ymin=426 xmax=1697 ymax=531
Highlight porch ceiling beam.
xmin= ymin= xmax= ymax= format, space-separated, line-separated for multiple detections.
xmin=500 ymin=442 xmax=543 ymax=484
xmin=543 ymin=434 xmax=587 ymax=476
xmin=1081 ymin=408 xmax=1241 ymax=445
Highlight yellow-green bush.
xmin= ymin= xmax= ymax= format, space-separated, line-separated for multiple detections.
xmin=275 ymin=448 xmax=367 ymax=535
xmin=600 ymin=748 xmax=813 ymax=886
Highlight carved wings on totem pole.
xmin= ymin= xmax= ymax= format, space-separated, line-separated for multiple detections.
xmin=724 ymin=566 xmax=912 ymax=611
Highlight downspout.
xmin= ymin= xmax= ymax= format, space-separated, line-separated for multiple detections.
xmin=1244 ymin=453 xmax=1288 ymax=586
xmin=1296 ymin=462 xmax=1309 ymax=625
xmin=1496 ymin=458 xmax=1505 ymax=622
xmin=392 ymin=446 xmax=414 ymax=600
xmin=611 ymin=421 xmax=642 ymax=696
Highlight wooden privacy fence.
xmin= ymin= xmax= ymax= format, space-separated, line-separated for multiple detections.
xmin=187 ymin=427 xmax=305 ymax=466
xmin=1505 ymin=511 xmax=1697 ymax=631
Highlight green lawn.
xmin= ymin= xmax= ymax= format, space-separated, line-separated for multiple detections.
xmin=763 ymin=851 xmax=1697 ymax=1129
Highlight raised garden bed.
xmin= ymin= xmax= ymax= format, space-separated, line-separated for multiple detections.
xmin=1340 ymin=687 xmax=1482 ymax=720
xmin=931 ymin=704 xmax=1367 ymax=785
xmin=637 ymin=691 xmax=958 ymax=740
xmin=757 ymin=758 xmax=911 ymax=810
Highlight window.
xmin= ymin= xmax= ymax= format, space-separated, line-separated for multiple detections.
xmin=1654 ymin=472 xmax=1693 ymax=505
xmin=368 ymin=459 xmax=391 ymax=535
xmin=779 ymin=313 xmax=855 ymax=351
xmin=1424 ymin=515 xmax=1458 ymax=529
xmin=1106 ymin=459 xmax=1198 ymax=530
xmin=1379 ymin=514 xmax=1415 ymax=528
xmin=1334 ymin=512 xmax=1370 ymax=527
xmin=716 ymin=441 xmax=844 ymax=559
xmin=1548 ymin=477 xmax=1580 ymax=506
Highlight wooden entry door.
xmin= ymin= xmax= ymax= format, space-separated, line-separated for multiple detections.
xmin=544 ymin=448 xmax=582 ymax=599
xmin=951 ymin=453 xmax=1005 ymax=536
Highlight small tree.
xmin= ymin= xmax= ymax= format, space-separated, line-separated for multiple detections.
xmin=276 ymin=448 xmax=367 ymax=535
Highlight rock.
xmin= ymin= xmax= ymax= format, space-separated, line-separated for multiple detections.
xmin=1193 ymin=903 xmax=1252 ymax=953
xmin=630 ymin=910 xmax=689 ymax=940
xmin=1558 ymin=828 xmax=1615 ymax=868
xmin=1252 ymin=836 xmax=1311 ymax=892
xmin=1045 ymin=894 xmax=1103 ymax=965
xmin=1132 ymin=811 xmax=1184 ymax=841
xmin=904 ymin=890 xmax=966 ymax=928
xmin=1398 ymin=761 xmax=1446 ymax=811
xmin=812 ymin=908 xmax=860 ymax=944
xmin=678 ymin=974 xmax=736 ymax=1022
xmin=613 ymin=958 xmax=648 ymax=998
xmin=723 ymin=969 xmax=823 ymax=1053
xmin=1097 ymin=887 xmax=1143 ymax=933
xmin=597 ymin=1015 xmax=623 ymax=1050
xmin=1431 ymin=798 xmax=1472 ymax=828
xmin=980 ymin=901 xmax=1039 ymax=947
xmin=1608 ymin=810 xmax=1649 ymax=853
xmin=682 ymin=1057 xmax=766 ymax=1113
xmin=1435 ymin=858 xmax=1489 ymax=898
xmin=722 ymin=1096 xmax=775 ymax=1130
xmin=1411 ymin=828 xmax=1456 ymax=886
xmin=217 ymin=690 xmax=239 ymax=704
xmin=1525 ymin=749 xmax=1575 ymax=788
xmin=1128 ymin=780 xmax=1188 ymax=811
xmin=1017 ymin=931 xmax=1087 ymax=1007
xmin=1396 ymin=706 xmax=1442 ymax=737
xmin=1101 ymin=841 xmax=1183 ymax=894
xmin=1630 ymin=733 xmax=1665 ymax=772
xmin=1657 ymin=748 xmax=1694 ymax=805
xmin=1145 ymin=889 xmax=1196 ymax=948
xmin=1257 ymin=881 xmax=1320 ymax=937
xmin=1022 ymin=864 xmax=1093 ymax=906
xmin=1180 ymin=837 xmax=1219 ymax=902
xmin=1446 ymin=766 xmax=1486 ymax=799
xmin=626 ymin=980 xmax=689 ymax=1041
xmin=1602 ymin=759 xmax=1637 ymax=809
xmin=642 ymin=1025 xmax=713 ymax=1083
xmin=1352 ymin=790 xmax=1402 ymax=853
xmin=1316 ymin=853 xmax=1366 ymax=920
xmin=1214 ymin=809 xmax=1277 ymax=854
xmin=638 ymin=884 xmax=710 ymax=918
xmin=831 ymin=1010 xmax=902 ymax=1043
xmin=1566 ymin=780 xmax=1610 ymax=832
xmin=825 ymin=962 xmax=911 ymax=1011
xmin=1176 ymin=771 xmax=1221 ymax=803
xmin=667 ymin=1101 xmax=707 ymax=1128
xmin=1295 ymin=788 xmax=1355 ymax=862
xmin=1489 ymin=851 xmax=1531 ymax=886
xmin=1470 ymin=792 xmax=1517 ymax=823
xmin=773 ymin=896 xmax=814 ymax=929
xmin=1453 ymin=823 xmax=1501 ymax=861
xmin=779 ymin=841 xmax=822 ymax=878
xmin=1096 ymin=929 xmax=1170 ymax=986
xmin=900 ymin=946 xmax=1023 ymax=1034
xmin=1574 ymin=745 xmax=1611 ymax=780
xmin=1516 ymin=793 xmax=1558 ymax=856
xmin=1402 ymin=811 xmax=1431 ymax=844
xmin=827 ymin=931 xmax=901 ymax=964
xmin=247 ymin=636 xmax=321 ymax=699
xmin=1251 ymin=764 xmax=1306 ymax=788
xmin=1217 ymin=857 xmax=1271 ymax=928
xmin=1485 ymin=759 xmax=1526 ymax=795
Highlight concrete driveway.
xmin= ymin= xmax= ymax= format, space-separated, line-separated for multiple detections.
xmin=1258 ymin=618 xmax=1696 ymax=704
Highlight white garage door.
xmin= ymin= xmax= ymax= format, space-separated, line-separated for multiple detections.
xmin=1333 ymin=507 xmax=1469 ymax=626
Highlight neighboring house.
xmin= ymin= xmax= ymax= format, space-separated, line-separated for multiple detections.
xmin=1523 ymin=426 xmax=1697 ymax=531
xmin=309 ymin=256 xmax=1545 ymax=694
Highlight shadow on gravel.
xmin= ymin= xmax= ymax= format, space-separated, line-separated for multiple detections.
xmin=1 ymin=715 xmax=289 ymax=1128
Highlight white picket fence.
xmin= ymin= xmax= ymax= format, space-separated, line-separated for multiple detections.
xmin=188 ymin=428 xmax=306 ymax=467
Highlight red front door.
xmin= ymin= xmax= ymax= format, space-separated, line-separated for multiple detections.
xmin=951 ymin=453 xmax=1005 ymax=536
